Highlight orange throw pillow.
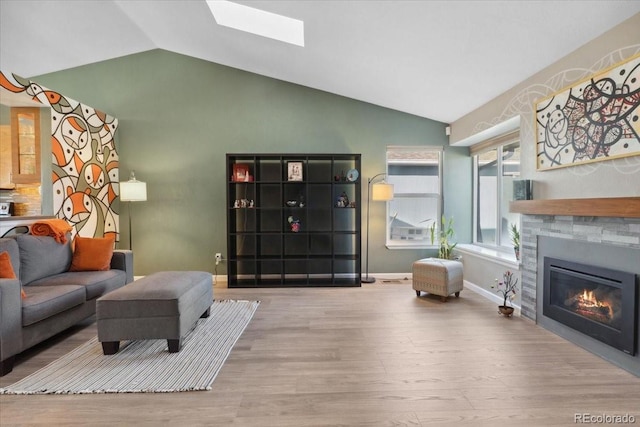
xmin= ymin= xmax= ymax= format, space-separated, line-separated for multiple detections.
xmin=0 ymin=251 xmax=25 ymax=298
xmin=69 ymin=236 xmax=115 ymax=272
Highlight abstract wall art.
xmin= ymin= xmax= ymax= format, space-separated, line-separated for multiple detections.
xmin=1 ymin=71 xmax=120 ymax=240
xmin=535 ymin=53 xmax=640 ymax=171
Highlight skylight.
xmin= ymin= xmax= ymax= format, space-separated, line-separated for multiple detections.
xmin=206 ymin=1 xmax=304 ymax=47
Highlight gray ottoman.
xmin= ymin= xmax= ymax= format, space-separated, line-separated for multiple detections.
xmin=96 ymin=271 xmax=213 ymax=354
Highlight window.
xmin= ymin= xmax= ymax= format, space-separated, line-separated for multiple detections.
xmin=473 ymin=141 xmax=520 ymax=249
xmin=385 ymin=146 xmax=442 ymax=248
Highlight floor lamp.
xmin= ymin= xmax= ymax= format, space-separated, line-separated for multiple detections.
xmin=120 ymin=171 xmax=147 ymax=250
xmin=362 ymin=173 xmax=394 ymax=283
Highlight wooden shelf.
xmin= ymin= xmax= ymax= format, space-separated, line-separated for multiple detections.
xmin=226 ymin=153 xmax=362 ymax=287
xmin=510 ymin=197 xmax=640 ymax=218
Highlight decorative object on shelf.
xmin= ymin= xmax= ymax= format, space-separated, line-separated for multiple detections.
xmin=287 ymin=215 xmax=300 ymax=232
xmin=232 ymin=164 xmax=251 ymax=182
xmin=233 ymin=199 xmax=253 ymax=208
xmin=362 ymin=173 xmax=394 ymax=283
xmin=513 ymin=179 xmax=532 ymax=200
xmin=492 ymin=270 xmax=518 ymax=317
xmin=0 ymin=202 xmax=12 ymax=216
xmin=287 ymin=161 xmax=303 ymax=181
xmin=336 ymin=191 xmax=350 ymax=208
xmin=429 ymin=215 xmax=457 ymax=260
xmin=286 ymin=200 xmax=298 ymax=207
xmin=346 ymin=169 xmax=359 ymax=182
xmin=120 ymin=171 xmax=147 ymax=250
xmin=510 ymin=222 xmax=520 ymax=261
xmin=535 ymin=53 xmax=640 ymax=171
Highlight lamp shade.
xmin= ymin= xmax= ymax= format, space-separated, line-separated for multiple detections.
xmin=371 ymin=182 xmax=394 ymax=201
xmin=120 ymin=172 xmax=147 ymax=202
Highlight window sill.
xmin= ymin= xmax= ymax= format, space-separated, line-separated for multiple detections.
xmin=385 ymin=243 xmax=435 ymax=250
xmin=456 ymin=244 xmax=520 ymax=269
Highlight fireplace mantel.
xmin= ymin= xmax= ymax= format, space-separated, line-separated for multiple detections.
xmin=510 ymin=197 xmax=640 ymax=218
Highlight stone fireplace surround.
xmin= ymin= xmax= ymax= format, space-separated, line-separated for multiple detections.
xmin=514 ymin=198 xmax=640 ymax=376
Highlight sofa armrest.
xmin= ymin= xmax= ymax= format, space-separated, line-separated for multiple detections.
xmin=0 ymin=278 xmax=23 ymax=363
xmin=111 ymin=250 xmax=134 ymax=284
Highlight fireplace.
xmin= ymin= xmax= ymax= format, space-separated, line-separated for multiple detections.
xmin=543 ymin=257 xmax=637 ymax=355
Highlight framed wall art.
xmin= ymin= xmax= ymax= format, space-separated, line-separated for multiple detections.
xmin=535 ymin=53 xmax=640 ymax=171
xmin=287 ymin=161 xmax=303 ymax=181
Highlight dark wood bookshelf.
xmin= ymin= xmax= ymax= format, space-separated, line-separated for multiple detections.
xmin=226 ymin=154 xmax=362 ymax=287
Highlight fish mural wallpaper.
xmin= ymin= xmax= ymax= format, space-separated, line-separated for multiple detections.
xmin=1 ymin=71 xmax=120 ymax=240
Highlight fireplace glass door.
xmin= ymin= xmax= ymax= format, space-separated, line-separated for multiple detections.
xmin=543 ymin=257 xmax=637 ymax=355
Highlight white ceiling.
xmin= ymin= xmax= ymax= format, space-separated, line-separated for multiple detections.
xmin=1 ymin=1 xmax=639 ymax=123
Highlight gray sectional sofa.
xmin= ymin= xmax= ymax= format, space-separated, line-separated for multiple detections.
xmin=0 ymin=234 xmax=133 ymax=375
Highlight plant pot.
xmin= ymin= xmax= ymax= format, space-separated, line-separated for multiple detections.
xmin=498 ymin=305 xmax=514 ymax=317
xmin=514 ymin=247 xmax=520 ymax=261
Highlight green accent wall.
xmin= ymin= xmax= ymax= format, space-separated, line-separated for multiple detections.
xmin=35 ymin=49 xmax=471 ymax=276
xmin=0 ymin=104 xmax=8 ymax=125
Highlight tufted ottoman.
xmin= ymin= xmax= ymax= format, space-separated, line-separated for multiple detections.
xmin=96 ymin=271 xmax=213 ymax=354
xmin=412 ymin=258 xmax=463 ymax=302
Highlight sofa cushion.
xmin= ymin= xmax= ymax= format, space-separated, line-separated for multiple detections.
xmin=0 ymin=238 xmax=20 ymax=281
xmin=29 ymin=270 xmax=127 ymax=300
xmin=17 ymin=234 xmax=72 ymax=285
xmin=69 ymin=235 xmax=115 ymax=272
xmin=21 ymin=285 xmax=86 ymax=326
xmin=0 ymin=250 xmax=26 ymax=299
xmin=0 ymin=251 xmax=17 ymax=278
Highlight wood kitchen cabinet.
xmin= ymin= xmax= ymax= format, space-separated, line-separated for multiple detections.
xmin=10 ymin=107 xmax=40 ymax=184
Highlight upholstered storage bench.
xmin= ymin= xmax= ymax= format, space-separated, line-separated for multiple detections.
xmin=96 ymin=271 xmax=213 ymax=354
xmin=412 ymin=258 xmax=463 ymax=302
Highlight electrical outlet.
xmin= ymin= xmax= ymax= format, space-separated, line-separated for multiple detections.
xmin=215 ymin=253 xmax=222 ymax=265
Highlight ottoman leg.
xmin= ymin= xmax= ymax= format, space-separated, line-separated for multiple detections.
xmin=168 ymin=339 xmax=182 ymax=353
xmin=102 ymin=341 xmax=120 ymax=355
xmin=415 ymin=290 xmax=421 ymax=297
xmin=440 ymin=296 xmax=448 ymax=303
xmin=455 ymin=291 xmax=460 ymax=298
xmin=201 ymin=307 xmax=211 ymax=318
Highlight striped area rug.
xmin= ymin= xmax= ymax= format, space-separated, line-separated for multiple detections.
xmin=0 ymin=300 xmax=259 ymax=394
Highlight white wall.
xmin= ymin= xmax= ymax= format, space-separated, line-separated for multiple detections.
xmin=451 ymin=14 xmax=640 ymax=200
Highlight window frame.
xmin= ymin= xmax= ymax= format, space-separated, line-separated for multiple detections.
xmin=472 ymin=140 xmax=521 ymax=252
xmin=384 ymin=146 xmax=443 ymax=249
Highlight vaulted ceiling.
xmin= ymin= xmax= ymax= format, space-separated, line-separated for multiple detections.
xmin=1 ymin=1 xmax=639 ymax=123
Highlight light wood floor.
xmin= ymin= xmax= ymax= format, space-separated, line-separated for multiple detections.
xmin=1 ymin=281 xmax=639 ymax=426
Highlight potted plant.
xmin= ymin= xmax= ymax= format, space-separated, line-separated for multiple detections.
xmin=492 ymin=270 xmax=518 ymax=317
xmin=510 ymin=222 xmax=520 ymax=261
xmin=429 ymin=215 xmax=457 ymax=260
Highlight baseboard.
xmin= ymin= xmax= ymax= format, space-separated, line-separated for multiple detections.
xmin=368 ymin=272 xmax=412 ymax=281
xmin=464 ymin=280 xmax=521 ymax=316
xmin=212 ymin=273 xmax=409 ymax=285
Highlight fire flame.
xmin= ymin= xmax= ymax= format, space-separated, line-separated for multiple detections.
xmin=576 ymin=289 xmax=612 ymax=319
